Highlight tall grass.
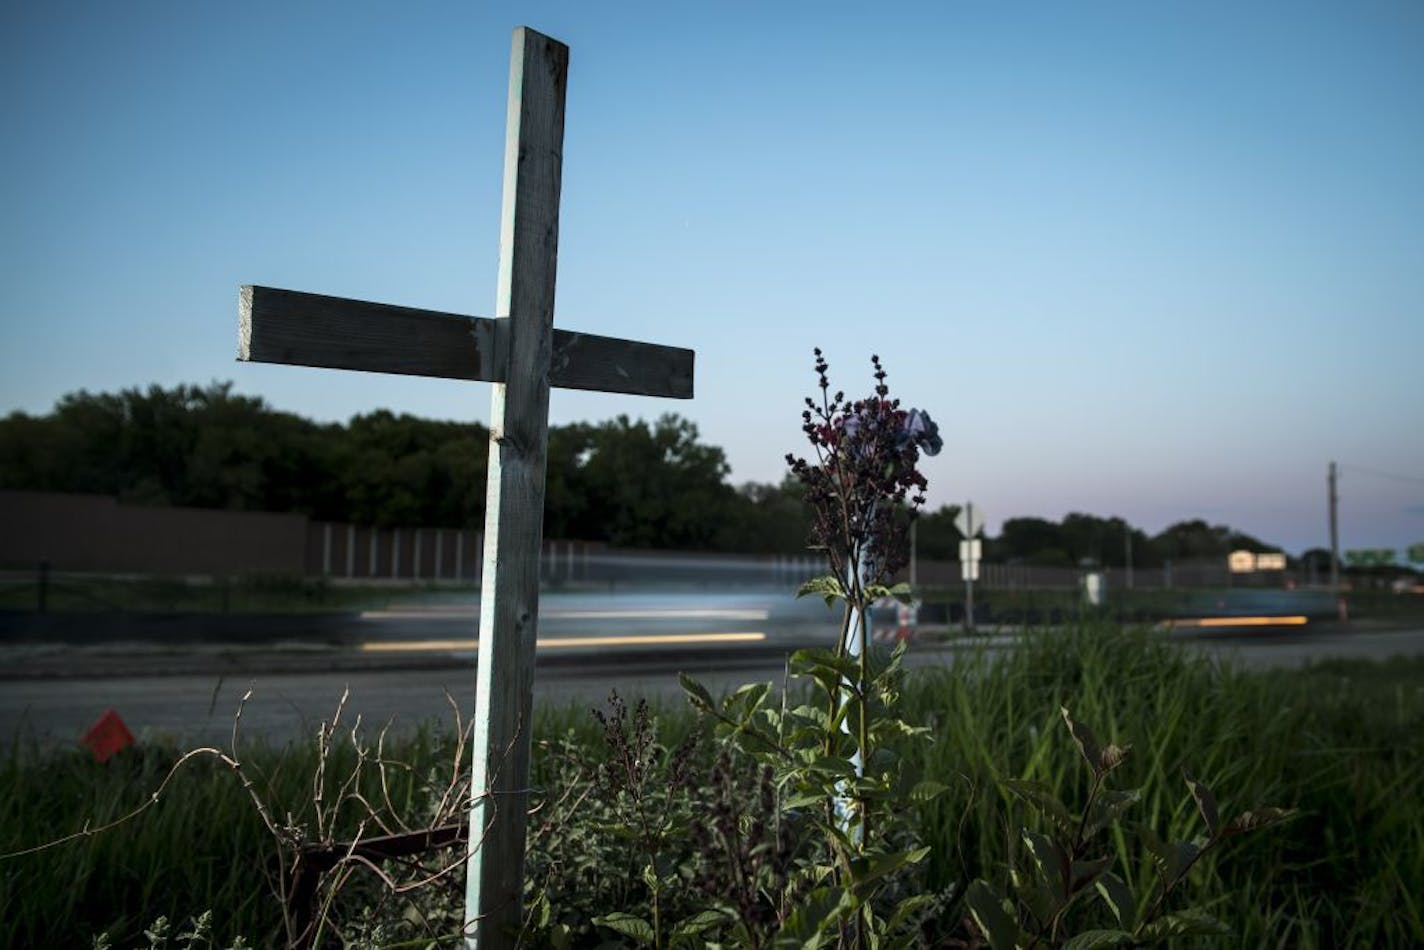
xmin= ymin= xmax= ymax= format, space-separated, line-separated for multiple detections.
xmin=1 ymin=624 xmax=1420 ymax=946
xmin=908 ymin=624 xmax=1424 ymax=946
xmin=0 ymin=722 xmax=463 ymax=947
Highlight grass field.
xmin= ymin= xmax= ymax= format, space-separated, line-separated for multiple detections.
xmin=2 ymin=624 xmax=1421 ymax=946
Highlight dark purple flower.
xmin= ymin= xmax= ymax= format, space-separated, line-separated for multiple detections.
xmin=786 ymin=353 xmax=940 ymax=586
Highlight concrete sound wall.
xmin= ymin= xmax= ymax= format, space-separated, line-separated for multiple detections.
xmin=0 ymin=490 xmax=308 ymax=575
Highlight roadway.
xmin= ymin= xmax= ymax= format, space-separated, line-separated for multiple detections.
xmin=1 ymin=589 xmax=1421 ymax=750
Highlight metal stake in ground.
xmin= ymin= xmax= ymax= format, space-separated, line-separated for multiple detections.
xmin=237 ymin=26 xmax=694 ymax=948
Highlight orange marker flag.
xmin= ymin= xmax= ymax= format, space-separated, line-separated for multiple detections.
xmin=81 ymin=709 xmax=135 ymax=763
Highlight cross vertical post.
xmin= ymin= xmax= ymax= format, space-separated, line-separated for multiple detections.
xmin=464 ymin=27 xmax=568 ymax=947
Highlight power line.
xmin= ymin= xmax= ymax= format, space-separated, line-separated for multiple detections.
xmin=1339 ymin=464 xmax=1424 ymax=487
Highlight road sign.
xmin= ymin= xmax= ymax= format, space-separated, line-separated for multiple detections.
xmin=961 ymin=559 xmax=980 ymax=581
xmin=958 ymin=539 xmax=982 ymax=562
xmin=955 ymin=503 xmax=984 ymax=538
xmin=1345 ymin=548 xmax=1397 ymax=567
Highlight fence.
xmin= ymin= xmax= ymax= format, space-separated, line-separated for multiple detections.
xmin=2 ymin=489 xmax=1246 ymax=590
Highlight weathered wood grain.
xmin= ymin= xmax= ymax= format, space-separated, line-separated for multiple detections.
xmin=239 ymin=285 xmax=498 ymax=382
xmin=239 ymin=285 xmax=692 ymax=398
xmin=464 ymin=26 xmax=568 ymax=949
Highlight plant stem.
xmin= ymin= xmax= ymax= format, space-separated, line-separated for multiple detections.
xmin=857 ymin=595 xmax=871 ymax=850
xmin=1136 ymin=835 xmax=1221 ymax=937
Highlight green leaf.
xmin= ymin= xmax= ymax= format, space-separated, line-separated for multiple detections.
xmin=909 ymin=779 xmax=948 ymax=803
xmin=1224 ymin=806 xmax=1297 ymax=836
xmin=1085 ymin=788 xmax=1140 ymax=837
xmin=1062 ymin=930 xmax=1135 ymax=950
xmin=1184 ymin=773 xmax=1220 ymax=837
xmin=593 ymin=912 xmax=656 ymax=945
xmin=789 ymin=704 xmax=830 ymax=727
xmin=801 ymin=754 xmax=858 ymax=779
xmin=965 ymin=880 xmax=1022 ymax=950
xmin=1069 ymin=855 xmax=1115 ymax=894
xmin=727 ymin=723 xmax=784 ymax=757
xmin=1137 ymin=824 xmax=1200 ymax=881
xmin=848 ymin=847 xmax=930 ymax=894
xmin=784 ymin=791 xmax=834 ymax=811
xmin=1002 ymin=778 xmax=1075 ymax=835
xmin=1137 ymin=907 xmax=1232 ymax=940
xmin=864 ymin=582 xmax=914 ymax=605
xmin=670 ymin=909 xmax=728 ymax=941
xmin=780 ymin=886 xmax=850 ymax=942
xmin=728 ymin=681 xmax=771 ymax=716
xmin=1155 ymin=839 xmax=1203 ymax=884
xmin=1062 ymin=930 xmax=1134 ymax=950
xmin=1094 ymin=871 xmax=1137 ymax=930
xmin=1021 ymin=829 xmax=1069 ymax=897
xmin=797 ymin=574 xmax=846 ymax=607
xmin=678 ymin=673 xmax=714 ymax=711
xmin=791 ymin=648 xmax=861 ymax=682
xmin=1060 ymin=706 xmax=1103 ymax=775
xmin=1010 ymin=866 xmax=1061 ymax=929
xmin=1137 ymin=822 xmax=1169 ymax=866
xmin=886 ymin=893 xmax=936 ymax=931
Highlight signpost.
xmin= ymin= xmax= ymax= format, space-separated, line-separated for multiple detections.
xmin=238 ymin=27 xmax=695 ymax=947
xmin=956 ymin=503 xmax=983 ymax=632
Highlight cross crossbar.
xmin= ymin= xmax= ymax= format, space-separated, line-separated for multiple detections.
xmin=239 ymin=285 xmax=693 ymax=399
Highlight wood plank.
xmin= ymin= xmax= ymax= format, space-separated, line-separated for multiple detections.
xmin=239 ymin=285 xmax=498 ymax=382
xmin=464 ymin=26 xmax=568 ymax=949
xmin=239 ymin=285 xmax=693 ymax=398
xmin=550 ymin=329 xmax=694 ymax=398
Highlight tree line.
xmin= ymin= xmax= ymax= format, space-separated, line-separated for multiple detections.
xmin=0 ymin=383 xmax=1284 ymax=562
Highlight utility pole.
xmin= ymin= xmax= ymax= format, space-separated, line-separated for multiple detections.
xmin=1124 ymin=527 xmax=1134 ymax=591
xmin=1328 ymin=461 xmax=1340 ymax=592
xmin=964 ymin=501 xmax=975 ymax=634
xmin=909 ymin=518 xmax=917 ymax=593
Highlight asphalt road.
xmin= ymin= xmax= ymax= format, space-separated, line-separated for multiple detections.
xmin=2 ymin=590 xmax=1421 ymax=750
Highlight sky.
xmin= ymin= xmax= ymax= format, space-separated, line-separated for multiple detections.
xmin=2 ymin=1 xmax=1421 ymax=558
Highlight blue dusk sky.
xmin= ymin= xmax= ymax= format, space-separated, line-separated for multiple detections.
xmin=2 ymin=1 xmax=1421 ymax=557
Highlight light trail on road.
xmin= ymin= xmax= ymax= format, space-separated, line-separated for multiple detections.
xmin=358 ymin=608 xmax=770 ymax=622
xmin=1163 ymin=615 xmax=1309 ymax=629
xmin=358 ymin=631 xmax=768 ymax=653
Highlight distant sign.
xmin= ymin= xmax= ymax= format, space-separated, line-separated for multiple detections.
xmin=1230 ymin=550 xmax=1287 ymax=573
xmin=959 ymin=539 xmax=982 ymax=563
xmin=961 ymin=559 xmax=980 ymax=581
xmin=955 ymin=504 xmax=985 ymax=538
xmin=1345 ymin=548 xmax=1398 ymax=568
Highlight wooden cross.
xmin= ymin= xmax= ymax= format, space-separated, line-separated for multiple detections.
xmin=237 ymin=27 xmax=694 ymax=947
